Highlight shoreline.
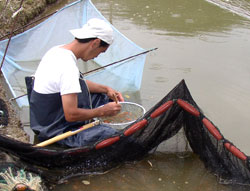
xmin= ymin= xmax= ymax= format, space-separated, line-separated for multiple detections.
xmin=0 ymin=0 xmax=64 ymax=39
xmin=0 ymin=73 xmax=29 ymax=142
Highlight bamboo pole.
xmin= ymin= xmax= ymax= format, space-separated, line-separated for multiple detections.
xmin=34 ymin=120 xmax=100 ymax=147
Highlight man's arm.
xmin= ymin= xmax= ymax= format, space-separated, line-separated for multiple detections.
xmin=86 ymin=80 xmax=124 ymax=102
xmin=85 ymin=80 xmax=109 ymax=93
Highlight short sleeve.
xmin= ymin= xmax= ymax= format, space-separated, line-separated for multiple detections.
xmin=59 ymin=58 xmax=81 ymax=95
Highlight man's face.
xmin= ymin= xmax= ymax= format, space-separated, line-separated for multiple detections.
xmin=89 ymin=45 xmax=109 ymax=60
xmin=82 ymin=39 xmax=109 ymax=61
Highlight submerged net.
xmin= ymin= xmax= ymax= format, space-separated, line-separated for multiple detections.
xmin=0 ymin=80 xmax=249 ymax=186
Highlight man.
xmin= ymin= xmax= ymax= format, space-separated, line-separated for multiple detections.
xmin=29 ymin=18 xmax=124 ymax=147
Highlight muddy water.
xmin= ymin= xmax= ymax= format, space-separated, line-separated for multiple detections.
xmin=90 ymin=0 xmax=250 ymax=154
xmin=53 ymin=153 xmax=249 ymax=191
xmin=33 ymin=0 xmax=250 ymax=190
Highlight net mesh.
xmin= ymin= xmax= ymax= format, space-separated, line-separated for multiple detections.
xmin=0 ymin=80 xmax=249 ymax=185
xmin=98 ymin=102 xmax=145 ymax=129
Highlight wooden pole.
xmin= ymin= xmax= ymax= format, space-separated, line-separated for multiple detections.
xmin=34 ymin=120 xmax=100 ymax=147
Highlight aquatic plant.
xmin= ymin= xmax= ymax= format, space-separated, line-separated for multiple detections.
xmin=0 ymin=167 xmax=44 ymax=191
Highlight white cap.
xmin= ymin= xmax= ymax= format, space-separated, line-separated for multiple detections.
xmin=70 ymin=18 xmax=114 ymax=45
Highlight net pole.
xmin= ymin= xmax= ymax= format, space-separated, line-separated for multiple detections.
xmin=82 ymin=47 xmax=158 ymax=75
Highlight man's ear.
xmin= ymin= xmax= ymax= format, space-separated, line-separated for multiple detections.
xmin=92 ymin=38 xmax=101 ymax=48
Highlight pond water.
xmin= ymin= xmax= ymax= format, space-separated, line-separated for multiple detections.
xmin=90 ymin=0 xmax=250 ymax=155
xmin=18 ymin=0 xmax=250 ymax=190
xmin=52 ymin=152 xmax=249 ymax=191
xmin=93 ymin=0 xmax=250 ymax=152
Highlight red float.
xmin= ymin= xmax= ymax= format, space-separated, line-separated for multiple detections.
xmin=202 ymin=118 xmax=223 ymax=140
xmin=224 ymin=142 xmax=247 ymax=161
xmin=124 ymin=119 xmax=148 ymax=136
xmin=13 ymin=183 xmax=29 ymax=191
xmin=177 ymin=99 xmax=200 ymax=117
xmin=150 ymin=100 xmax=174 ymax=118
xmin=95 ymin=136 xmax=120 ymax=150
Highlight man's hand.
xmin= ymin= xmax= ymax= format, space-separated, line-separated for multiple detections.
xmin=98 ymin=102 xmax=122 ymax=117
xmin=86 ymin=80 xmax=124 ymax=102
xmin=106 ymin=87 xmax=124 ymax=102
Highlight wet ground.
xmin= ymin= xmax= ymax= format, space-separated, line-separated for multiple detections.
xmin=0 ymin=74 xmax=29 ymax=143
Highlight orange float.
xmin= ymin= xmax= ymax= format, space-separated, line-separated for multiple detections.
xmin=124 ymin=119 xmax=148 ymax=136
xmin=224 ymin=142 xmax=247 ymax=161
xmin=95 ymin=136 xmax=120 ymax=150
xmin=202 ymin=118 xmax=223 ymax=140
xmin=150 ymin=100 xmax=174 ymax=118
xmin=177 ymin=99 xmax=200 ymax=117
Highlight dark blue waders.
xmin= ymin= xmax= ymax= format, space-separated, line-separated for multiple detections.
xmin=26 ymin=77 xmax=117 ymax=147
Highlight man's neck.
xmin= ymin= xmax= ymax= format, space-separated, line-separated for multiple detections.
xmin=61 ymin=40 xmax=89 ymax=60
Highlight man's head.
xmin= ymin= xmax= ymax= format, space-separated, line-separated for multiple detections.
xmin=70 ymin=18 xmax=114 ymax=45
xmin=69 ymin=18 xmax=113 ymax=61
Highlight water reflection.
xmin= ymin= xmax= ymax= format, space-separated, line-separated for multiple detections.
xmin=206 ymin=0 xmax=250 ymax=20
xmin=93 ymin=0 xmax=250 ymax=36
xmin=53 ymin=152 xmax=250 ymax=191
xmin=90 ymin=0 xmax=250 ymax=156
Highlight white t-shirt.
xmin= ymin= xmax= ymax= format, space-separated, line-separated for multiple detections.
xmin=34 ymin=46 xmax=81 ymax=95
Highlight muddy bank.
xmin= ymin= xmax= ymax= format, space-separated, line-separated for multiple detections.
xmin=0 ymin=74 xmax=29 ymax=142
xmin=0 ymin=0 xmax=63 ymax=39
xmin=0 ymin=0 xmax=63 ymax=142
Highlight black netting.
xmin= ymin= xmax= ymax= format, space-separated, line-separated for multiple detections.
xmin=0 ymin=80 xmax=249 ymax=185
